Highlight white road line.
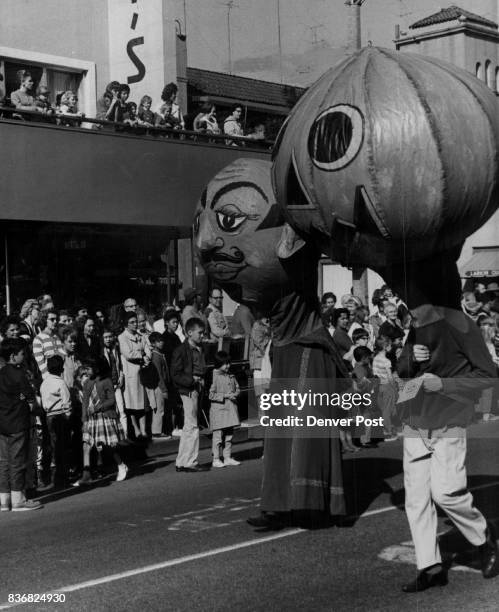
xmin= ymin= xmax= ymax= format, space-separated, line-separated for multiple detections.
xmin=2 ymin=480 xmax=498 ymax=609
xmin=0 ymin=529 xmax=304 ymax=609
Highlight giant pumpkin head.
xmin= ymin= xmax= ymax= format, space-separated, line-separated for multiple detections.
xmin=194 ymin=158 xmax=295 ymax=310
xmin=272 ymin=47 xmax=499 ymax=268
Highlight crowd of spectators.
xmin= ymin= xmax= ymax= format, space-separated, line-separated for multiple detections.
xmin=0 ymin=287 xmax=255 ymax=511
xmin=320 ymin=281 xmax=499 ymax=451
xmin=0 ymin=70 xmax=272 ymax=146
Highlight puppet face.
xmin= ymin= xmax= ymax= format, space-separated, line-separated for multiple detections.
xmin=272 ymin=47 xmax=499 ymax=269
xmin=194 ymin=158 xmax=289 ymax=308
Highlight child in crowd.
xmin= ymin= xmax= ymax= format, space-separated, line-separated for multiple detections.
xmin=372 ymin=335 xmax=400 ymax=442
xmin=209 ymin=351 xmax=241 ymax=467
xmin=108 ymin=84 xmax=130 ymax=124
xmin=60 ymin=326 xmax=82 ymax=475
xmin=148 ymin=332 xmax=171 ymax=438
xmin=137 ymin=95 xmax=155 ymax=127
xmin=0 ymin=338 xmax=42 ymax=511
xmin=344 ymin=328 xmax=370 ymax=366
xmin=40 ymin=355 xmax=72 ymax=487
xmin=125 ymin=101 xmax=139 ymax=127
xmin=352 ymin=346 xmax=377 ymax=448
xmin=35 ymin=85 xmax=54 ymax=115
xmin=78 ymin=359 xmax=127 ymax=485
xmin=102 ymin=329 xmax=128 ymax=437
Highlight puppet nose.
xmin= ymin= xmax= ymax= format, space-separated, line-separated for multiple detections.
xmin=195 ymin=218 xmax=223 ymax=252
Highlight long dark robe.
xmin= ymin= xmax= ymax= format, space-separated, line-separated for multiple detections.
xmin=260 ymin=292 xmax=349 ymax=516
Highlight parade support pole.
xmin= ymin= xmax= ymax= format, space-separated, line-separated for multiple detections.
xmin=346 ymin=0 xmax=369 ymax=304
xmin=4 ymin=234 xmax=11 ymax=315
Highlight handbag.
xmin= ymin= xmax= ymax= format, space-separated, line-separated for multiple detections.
xmin=139 ymin=363 xmax=159 ymax=389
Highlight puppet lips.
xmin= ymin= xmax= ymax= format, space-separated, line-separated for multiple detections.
xmin=204 ymin=262 xmax=248 ymax=281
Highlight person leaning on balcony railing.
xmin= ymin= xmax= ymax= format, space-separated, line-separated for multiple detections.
xmin=10 ymin=70 xmax=40 ymax=116
xmin=57 ymin=90 xmax=84 ymax=127
xmin=155 ymin=82 xmax=185 ymax=133
xmin=96 ymin=81 xmax=120 ymax=122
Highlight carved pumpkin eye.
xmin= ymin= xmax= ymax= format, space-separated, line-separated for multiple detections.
xmin=308 ymin=104 xmax=364 ymax=171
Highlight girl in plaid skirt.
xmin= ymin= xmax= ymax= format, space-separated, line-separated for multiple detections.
xmin=76 ymin=359 xmax=127 ymax=485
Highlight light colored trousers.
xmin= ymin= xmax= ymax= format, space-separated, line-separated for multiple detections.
xmin=176 ymin=391 xmax=200 ymax=468
xmin=212 ymin=428 xmax=234 ymax=460
xmin=148 ymin=388 xmax=165 ymax=435
xmin=403 ymin=426 xmax=487 ymax=570
xmin=114 ymin=387 xmax=128 ymax=437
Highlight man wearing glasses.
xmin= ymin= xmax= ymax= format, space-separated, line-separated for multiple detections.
xmin=32 ymin=311 xmax=65 ymax=379
xmin=206 ymin=289 xmax=230 ymax=342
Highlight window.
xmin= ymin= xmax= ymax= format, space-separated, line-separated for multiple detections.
xmin=476 ymin=62 xmax=483 ymax=80
xmin=485 ymin=60 xmax=492 ymax=88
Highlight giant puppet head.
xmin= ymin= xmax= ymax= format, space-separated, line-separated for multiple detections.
xmin=194 ymin=158 xmax=313 ymax=310
xmin=272 ymin=47 xmax=499 ymax=269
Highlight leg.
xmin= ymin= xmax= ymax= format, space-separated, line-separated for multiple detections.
xmin=9 ymin=430 xmax=29 ymax=501
xmin=212 ymin=429 xmax=222 ymax=461
xmin=222 ymin=428 xmax=234 ymax=460
xmin=114 ymin=387 xmax=128 ymax=438
xmin=403 ymin=430 xmax=441 ymax=570
xmin=0 ymin=432 xmax=10 ymax=494
xmin=430 ymin=431 xmax=487 ymax=547
xmin=151 ymin=389 xmax=165 ymax=435
xmin=176 ymin=392 xmax=200 ymax=468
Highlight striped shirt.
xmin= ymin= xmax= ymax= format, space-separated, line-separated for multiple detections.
xmin=372 ymin=353 xmax=393 ymax=384
xmin=32 ymin=332 xmax=65 ymax=379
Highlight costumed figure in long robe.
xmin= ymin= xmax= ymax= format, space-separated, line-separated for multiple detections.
xmin=194 ymin=158 xmax=348 ymax=527
xmin=271 ymin=47 xmax=499 ymax=588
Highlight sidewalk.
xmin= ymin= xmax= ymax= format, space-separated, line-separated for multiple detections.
xmin=145 ymin=419 xmax=264 ymax=459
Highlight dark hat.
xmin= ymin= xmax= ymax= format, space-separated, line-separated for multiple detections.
xmin=183 ymin=287 xmax=200 ymax=303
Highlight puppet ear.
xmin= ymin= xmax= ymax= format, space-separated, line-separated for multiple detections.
xmin=276 ymin=223 xmax=306 ymax=259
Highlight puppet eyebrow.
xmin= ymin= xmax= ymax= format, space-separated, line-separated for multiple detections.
xmin=209 ymin=182 xmax=269 ymax=209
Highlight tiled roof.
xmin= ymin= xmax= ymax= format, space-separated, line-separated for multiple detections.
xmin=410 ymin=5 xmax=498 ymax=30
xmin=186 ymin=67 xmax=305 ymax=109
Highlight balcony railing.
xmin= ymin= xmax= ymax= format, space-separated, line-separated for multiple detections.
xmin=0 ymin=105 xmax=275 ymax=151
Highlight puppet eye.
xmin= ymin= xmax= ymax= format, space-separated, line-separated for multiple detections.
xmin=308 ymin=104 xmax=364 ymax=171
xmin=216 ymin=212 xmax=246 ymax=233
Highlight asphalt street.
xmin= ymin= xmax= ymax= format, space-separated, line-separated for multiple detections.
xmin=1 ymin=422 xmax=499 ymax=612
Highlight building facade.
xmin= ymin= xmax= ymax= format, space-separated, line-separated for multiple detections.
xmin=396 ymin=5 xmax=499 ymax=277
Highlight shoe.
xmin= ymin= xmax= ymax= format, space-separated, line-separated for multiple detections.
xmin=1 ymin=492 xmax=11 ymax=511
xmin=12 ymin=500 xmax=43 ymax=512
xmin=116 ymin=463 xmax=128 ymax=482
xmin=73 ymin=469 xmax=92 ymax=487
xmin=212 ymin=459 xmax=225 ymax=468
xmin=247 ymin=512 xmax=289 ymax=530
xmin=402 ymin=567 xmax=448 ymax=592
xmin=480 ymin=523 xmax=499 ymax=579
xmin=224 ymin=458 xmax=241 ymax=466
xmin=176 ymin=465 xmax=210 ymax=473
xmin=383 ymin=433 xmax=398 ymax=442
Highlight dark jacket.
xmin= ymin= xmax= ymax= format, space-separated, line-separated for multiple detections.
xmin=397 ymin=307 xmax=496 ymax=430
xmin=161 ymin=330 xmax=181 ymax=367
xmin=76 ymin=334 xmax=101 ymax=363
xmin=151 ymin=349 xmax=169 ymax=394
xmin=0 ymin=364 xmax=35 ymax=434
xmin=171 ymin=341 xmax=205 ymax=396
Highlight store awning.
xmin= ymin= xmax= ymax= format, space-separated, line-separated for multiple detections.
xmin=460 ymin=248 xmax=499 ymax=278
